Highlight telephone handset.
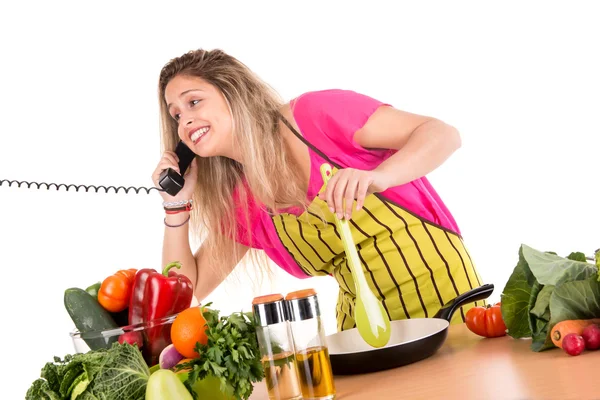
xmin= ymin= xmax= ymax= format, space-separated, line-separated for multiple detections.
xmin=158 ymin=141 xmax=196 ymax=196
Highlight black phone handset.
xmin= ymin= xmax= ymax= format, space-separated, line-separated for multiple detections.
xmin=158 ymin=141 xmax=196 ymax=196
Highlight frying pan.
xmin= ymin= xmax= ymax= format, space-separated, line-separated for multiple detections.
xmin=326 ymin=283 xmax=494 ymax=375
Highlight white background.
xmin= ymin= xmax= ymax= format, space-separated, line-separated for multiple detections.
xmin=1 ymin=1 xmax=599 ymax=397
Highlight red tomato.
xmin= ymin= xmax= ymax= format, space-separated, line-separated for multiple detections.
xmin=465 ymin=302 xmax=507 ymax=338
xmin=98 ymin=269 xmax=137 ymax=313
xmin=115 ymin=268 xmax=137 ymax=283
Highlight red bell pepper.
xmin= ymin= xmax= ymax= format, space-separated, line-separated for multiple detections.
xmin=129 ymin=261 xmax=194 ymax=366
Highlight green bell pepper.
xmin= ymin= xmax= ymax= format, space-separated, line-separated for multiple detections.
xmin=85 ymin=282 xmax=101 ymax=299
xmin=146 ymin=369 xmax=193 ymax=400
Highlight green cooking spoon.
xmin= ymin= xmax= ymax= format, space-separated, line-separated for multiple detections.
xmin=320 ymin=163 xmax=392 ymax=348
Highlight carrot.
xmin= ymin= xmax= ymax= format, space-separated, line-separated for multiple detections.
xmin=551 ymin=319 xmax=600 ymax=348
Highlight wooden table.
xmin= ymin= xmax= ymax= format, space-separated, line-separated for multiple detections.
xmin=250 ymin=323 xmax=599 ymax=400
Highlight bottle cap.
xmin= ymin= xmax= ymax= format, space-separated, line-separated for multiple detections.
xmin=252 ymin=293 xmax=284 ymax=305
xmin=285 ymin=288 xmax=316 ymax=300
xmin=285 ymin=288 xmax=320 ymax=322
xmin=252 ymin=293 xmax=287 ymax=326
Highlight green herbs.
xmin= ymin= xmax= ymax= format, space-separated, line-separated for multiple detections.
xmin=26 ymin=342 xmax=149 ymax=400
xmin=596 ymin=248 xmax=600 ymax=279
xmin=175 ymin=307 xmax=264 ymax=400
xmin=500 ymin=244 xmax=600 ymax=351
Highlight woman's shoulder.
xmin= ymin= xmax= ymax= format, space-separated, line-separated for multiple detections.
xmin=291 ymin=88 xmax=387 ymax=117
xmin=291 ymin=88 xmax=371 ymax=106
xmin=290 ymin=88 xmax=389 ymax=138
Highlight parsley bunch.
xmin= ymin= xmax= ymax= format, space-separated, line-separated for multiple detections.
xmin=176 ymin=305 xmax=265 ymax=400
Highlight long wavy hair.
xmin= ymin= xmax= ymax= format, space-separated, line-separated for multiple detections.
xmin=158 ymin=49 xmax=307 ymax=279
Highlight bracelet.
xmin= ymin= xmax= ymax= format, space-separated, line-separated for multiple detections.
xmin=165 ymin=209 xmax=190 ymax=215
xmin=164 ymin=215 xmax=191 ymax=228
xmin=163 ymin=199 xmax=193 ymax=208
xmin=164 ymin=203 xmax=193 ymax=213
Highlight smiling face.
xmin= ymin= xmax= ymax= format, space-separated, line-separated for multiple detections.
xmin=164 ymin=74 xmax=235 ymax=159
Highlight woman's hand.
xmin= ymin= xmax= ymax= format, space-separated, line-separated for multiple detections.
xmin=152 ymin=151 xmax=199 ymax=202
xmin=318 ymin=168 xmax=391 ymax=220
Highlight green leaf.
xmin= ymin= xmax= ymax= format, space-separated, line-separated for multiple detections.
xmin=59 ymin=362 xmax=84 ymax=397
xmin=595 ymin=249 xmax=600 ymax=280
xmin=208 ymin=361 xmax=228 ymax=376
xmin=527 ymin=281 xmax=543 ymax=337
xmin=26 ymin=379 xmax=57 ymax=400
xmin=529 ymin=284 xmax=557 ymax=352
xmin=530 ymin=285 xmax=554 ymax=319
xmin=78 ymin=343 xmax=149 ymax=400
xmin=206 ymin=346 xmax=224 ymax=365
xmin=530 ymin=318 xmax=551 ymax=352
xmin=40 ymin=363 xmax=62 ymax=394
xmin=549 ymin=276 xmax=600 ymax=323
xmin=231 ymin=348 xmax=240 ymax=363
xmin=68 ymin=373 xmax=90 ymax=400
xmin=522 ymin=244 xmax=596 ymax=286
xmin=566 ymin=252 xmax=588 ymax=262
xmin=501 ymin=246 xmax=537 ymax=338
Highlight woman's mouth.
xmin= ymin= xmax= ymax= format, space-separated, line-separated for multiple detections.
xmin=190 ymin=126 xmax=210 ymax=144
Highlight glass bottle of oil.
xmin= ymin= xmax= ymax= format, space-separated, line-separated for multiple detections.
xmin=285 ymin=289 xmax=336 ymax=400
xmin=252 ymin=293 xmax=302 ymax=400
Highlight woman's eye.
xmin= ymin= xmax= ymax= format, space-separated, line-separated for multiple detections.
xmin=173 ymin=114 xmax=180 ymax=121
xmin=190 ymin=99 xmax=200 ymax=106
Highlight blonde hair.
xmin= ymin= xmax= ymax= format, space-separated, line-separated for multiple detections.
xmin=158 ymin=49 xmax=307 ymax=280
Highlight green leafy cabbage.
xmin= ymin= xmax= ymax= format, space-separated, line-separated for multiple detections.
xmin=26 ymin=342 xmax=149 ymax=400
xmin=500 ymin=244 xmax=600 ymax=351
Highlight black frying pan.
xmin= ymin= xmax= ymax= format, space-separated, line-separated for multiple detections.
xmin=326 ymin=284 xmax=494 ymax=375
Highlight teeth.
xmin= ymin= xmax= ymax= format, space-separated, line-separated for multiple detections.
xmin=191 ymin=127 xmax=209 ymax=142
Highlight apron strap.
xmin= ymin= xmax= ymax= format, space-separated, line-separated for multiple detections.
xmin=278 ymin=113 xmax=342 ymax=170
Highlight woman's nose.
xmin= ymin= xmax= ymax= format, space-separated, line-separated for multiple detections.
xmin=181 ymin=115 xmax=193 ymax=125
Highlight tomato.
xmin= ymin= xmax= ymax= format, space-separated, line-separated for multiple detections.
xmin=115 ymin=268 xmax=137 ymax=283
xmin=465 ymin=302 xmax=507 ymax=338
xmin=98 ymin=269 xmax=137 ymax=313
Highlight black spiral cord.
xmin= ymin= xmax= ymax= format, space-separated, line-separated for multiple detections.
xmin=0 ymin=178 xmax=164 ymax=194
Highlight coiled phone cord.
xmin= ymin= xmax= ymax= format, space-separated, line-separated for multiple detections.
xmin=0 ymin=178 xmax=164 ymax=194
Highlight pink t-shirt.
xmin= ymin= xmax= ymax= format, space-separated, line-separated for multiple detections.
xmin=234 ymin=89 xmax=461 ymax=279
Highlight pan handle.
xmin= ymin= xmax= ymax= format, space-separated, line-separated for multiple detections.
xmin=433 ymin=284 xmax=494 ymax=321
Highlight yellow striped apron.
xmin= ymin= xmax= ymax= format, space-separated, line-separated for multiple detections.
xmin=271 ymin=167 xmax=484 ymax=331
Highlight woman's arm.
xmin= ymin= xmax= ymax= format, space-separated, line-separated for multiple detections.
xmin=192 ymin=238 xmax=249 ymax=302
xmin=356 ymin=106 xmax=461 ymax=187
xmin=320 ymin=106 xmax=461 ymax=219
xmin=162 ymin=212 xmax=249 ymax=301
xmin=162 ymin=212 xmax=198 ymax=285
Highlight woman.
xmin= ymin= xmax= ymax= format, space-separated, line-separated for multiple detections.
xmin=152 ymin=48 xmax=484 ymax=331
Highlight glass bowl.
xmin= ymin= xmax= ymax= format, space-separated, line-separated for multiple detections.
xmin=69 ymin=311 xmax=181 ymax=367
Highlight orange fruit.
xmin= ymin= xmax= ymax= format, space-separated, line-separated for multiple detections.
xmin=171 ymin=307 xmax=208 ymax=358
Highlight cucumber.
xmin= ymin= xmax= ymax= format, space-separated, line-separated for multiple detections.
xmin=64 ymin=287 xmax=119 ymax=350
